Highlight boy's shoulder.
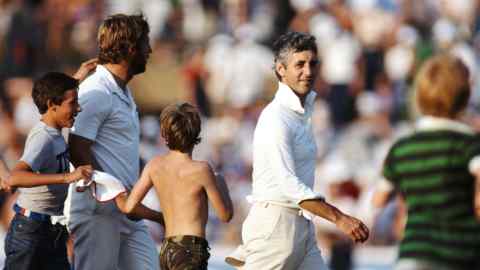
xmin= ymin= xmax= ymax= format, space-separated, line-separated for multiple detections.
xmin=181 ymin=160 xmax=213 ymax=184
xmin=26 ymin=122 xmax=60 ymax=146
xmin=185 ymin=159 xmax=210 ymax=170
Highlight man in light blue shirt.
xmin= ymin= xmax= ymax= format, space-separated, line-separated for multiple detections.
xmin=237 ymin=32 xmax=369 ymax=270
xmin=68 ymin=14 xmax=159 ymax=270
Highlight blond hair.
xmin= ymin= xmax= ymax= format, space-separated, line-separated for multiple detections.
xmin=160 ymin=103 xmax=202 ymax=153
xmin=97 ymin=14 xmax=149 ymax=64
xmin=415 ymin=54 xmax=470 ymax=118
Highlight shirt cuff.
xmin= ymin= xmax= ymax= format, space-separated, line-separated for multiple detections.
xmin=297 ymin=193 xmax=325 ymax=205
xmin=469 ymin=155 xmax=480 ymax=175
xmin=376 ymin=178 xmax=394 ymax=192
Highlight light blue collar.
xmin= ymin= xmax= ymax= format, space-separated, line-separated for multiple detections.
xmin=96 ymin=65 xmax=133 ymax=106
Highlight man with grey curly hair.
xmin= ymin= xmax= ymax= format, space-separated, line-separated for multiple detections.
xmin=232 ymin=32 xmax=369 ymax=269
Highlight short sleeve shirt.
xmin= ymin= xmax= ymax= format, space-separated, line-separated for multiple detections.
xmin=70 ymin=65 xmax=140 ymax=188
xmin=17 ymin=121 xmax=69 ymax=215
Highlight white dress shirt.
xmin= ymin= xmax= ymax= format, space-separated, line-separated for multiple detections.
xmin=249 ymin=82 xmax=323 ymax=208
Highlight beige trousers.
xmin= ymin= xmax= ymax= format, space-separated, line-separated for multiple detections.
xmin=395 ymin=259 xmax=452 ymax=270
xmin=241 ymin=203 xmax=329 ymax=270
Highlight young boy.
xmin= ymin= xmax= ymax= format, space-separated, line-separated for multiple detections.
xmin=379 ymin=54 xmax=480 ymax=270
xmin=117 ymin=102 xmax=233 ymax=270
xmin=4 ymin=72 xmax=93 ymax=270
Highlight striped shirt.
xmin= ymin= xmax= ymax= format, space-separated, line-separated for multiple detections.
xmin=383 ymin=117 xmax=480 ymax=269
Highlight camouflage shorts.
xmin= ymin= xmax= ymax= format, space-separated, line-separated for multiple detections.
xmin=159 ymin=235 xmax=210 ymax=270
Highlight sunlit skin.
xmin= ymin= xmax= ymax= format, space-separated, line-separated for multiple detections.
xmin=117 ymin=150 xmax=233 ymax=238
xmin=42 ymin=89 xmax=81 ymax=130
xmin=276 ymin=50 xmax=319 ymax=105
xmin=103 ymin=35 xmax=152 ymax=89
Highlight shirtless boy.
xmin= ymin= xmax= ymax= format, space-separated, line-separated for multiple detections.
xmin=118 ymin=102 xmax=233 ymax=270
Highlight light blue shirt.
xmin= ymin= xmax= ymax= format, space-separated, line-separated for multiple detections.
xmin=250 ymin=82 xmax=323 ymax=208
xmin=18 ymin=121 xmax=69 ymax=215
xmin=71 ymin=65 xmax=140 ymax=188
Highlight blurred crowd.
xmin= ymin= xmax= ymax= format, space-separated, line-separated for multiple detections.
xmin=1 ymin=0 xmax=480 ymax=269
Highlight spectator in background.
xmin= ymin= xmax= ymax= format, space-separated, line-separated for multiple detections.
xmin=67 ymin=14 xmax=158 ymax=270
xmin=182 ymin=46 xmax=212 ymax=117
xmin=379 ymin=54 xmax=480 ymax=270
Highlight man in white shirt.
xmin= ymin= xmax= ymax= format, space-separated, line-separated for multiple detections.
xmin=67 ymin=14 xmax=159 ymax=270
xmin=238 ymin=32 xmax=369 ymax=269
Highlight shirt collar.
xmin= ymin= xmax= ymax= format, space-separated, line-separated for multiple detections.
xmin=416 ymin=116 xmax=474 ymax=135
xmin=38 ymin=121 xmax=62 ymax=136
xmin=274 ymin=82 xmax=316 ymax=115
xmin=96 ymin=65 xmax=133 ymax=105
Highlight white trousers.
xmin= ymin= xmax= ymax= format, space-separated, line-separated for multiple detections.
xmin=241 ymin=203 xmax=329 ymax=270
xmin=66 ymin=185 xmax=159 ymax=270
xmin=394 ymin=259 xmax=452 ymax=270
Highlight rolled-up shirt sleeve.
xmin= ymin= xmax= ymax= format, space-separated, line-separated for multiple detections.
xmin=71 ymin=89 xmax=112 ymax=140
xmin=260 ymin=116 xmax=322 ymax=204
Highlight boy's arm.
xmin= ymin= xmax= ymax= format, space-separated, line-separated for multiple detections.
xmin=115 ymin=194 xmax=164 ymax=226
xmin=118 ymin=161 xmax=155 ymax=214
xmin=0 ymin=158 xmax=11 ymax=192
xmin=202 ymin=165 xmax=233 ymax=222
xmin=7 ymin=161 xmax=93 ymax=187
xmin=72 ymin=58 xmax=97 ymax=82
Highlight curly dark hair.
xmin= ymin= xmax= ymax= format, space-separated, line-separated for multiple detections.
xmin=272 ymin=31 xmax=318 ymax=80
xmin=160 ymin=103 xmax=202 ymax=153
xmin=97 ymin=14 xmax=150 ymax=64
xmin=32 ymin=72 xmax=78 ymax=114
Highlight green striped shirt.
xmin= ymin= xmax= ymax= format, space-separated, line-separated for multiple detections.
xmin=383 ymin=128 xmax=480 ymax=269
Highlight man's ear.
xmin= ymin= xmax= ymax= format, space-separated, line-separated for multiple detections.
xmin=127 ymin=46 xmax=137 ymax=58
xmin=275 ymin=61 xmax=286 ymax=78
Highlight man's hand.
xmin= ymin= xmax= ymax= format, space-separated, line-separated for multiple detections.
xmin=73 ymin=58 xmax=98 ymax=82
xmin=65 ymin=165 xmax=93 ymax=184
xmin=299 ymin=199 xmax=369 ymax=243
xmin=335 ymin=213 xmax=370 ymax=243
xmin=474 ymin=172 xmax=480 ymax=220
xmin=475 ymin=190 xmax=480 ymax=221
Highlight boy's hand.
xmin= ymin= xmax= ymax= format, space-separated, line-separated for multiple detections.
xmin=335 ymin=213 xmax=370 ymax=243
xmin=65 ymin=165 xmax=93 ymax=183
xmin=73 ymin=58 xmax=98 ymax=82
xmin=0 ymin=175 xmax=12 ymax=193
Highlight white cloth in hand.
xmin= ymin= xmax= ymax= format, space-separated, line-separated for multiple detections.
xmin=76 ymin=170 xmax=126 ymax=202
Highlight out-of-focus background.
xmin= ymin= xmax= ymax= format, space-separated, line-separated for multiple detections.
xmin=1 ymin=0 xmax=480 ymax=269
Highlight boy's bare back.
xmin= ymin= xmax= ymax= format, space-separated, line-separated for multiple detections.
xmin=147 ymin=152 xmax=232 ymax=238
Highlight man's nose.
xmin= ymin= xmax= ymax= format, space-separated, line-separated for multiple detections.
xmin=304 ymin=66 xmax=312 ymax=76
